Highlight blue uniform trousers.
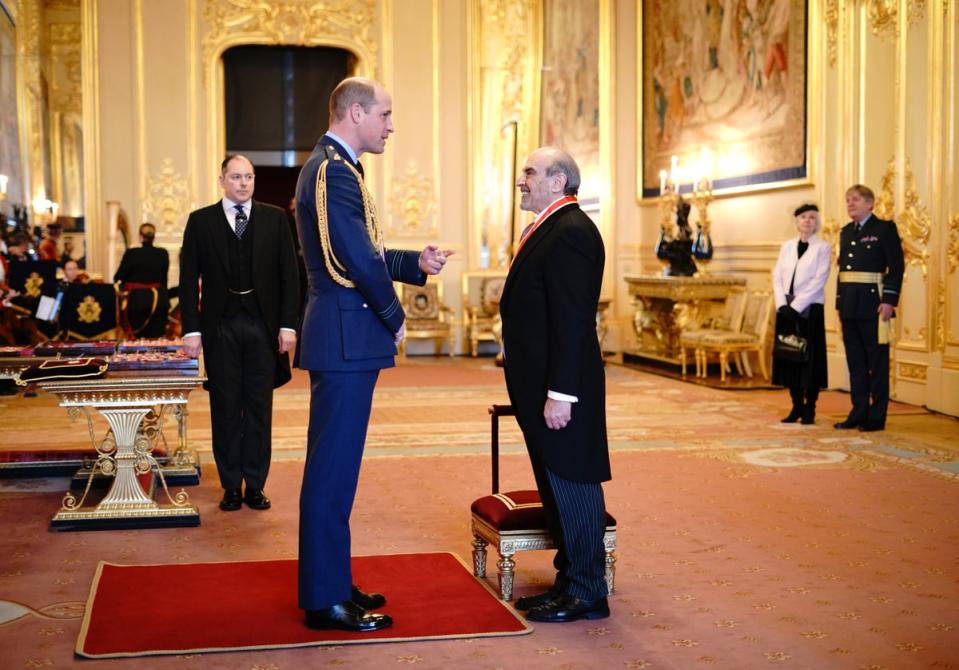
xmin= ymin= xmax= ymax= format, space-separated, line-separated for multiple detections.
xmin=841 ymin=317 xmax=890 ymax=425
xmin=298 ymin=369 xmax=379 ymax=610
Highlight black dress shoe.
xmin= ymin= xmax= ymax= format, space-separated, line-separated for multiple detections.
xmin=781 ymin=407 xmax=802 ymax=423
xmin=305 ymin=601 xmax=393 ymax=632
xmin=219 ymin=488 xmax=242 ymax=511
xmin=515 ymin=587 xmax=563 ymax=611
xmin=243 ymin=488 xmax=271 ymax=510
xmin=351 ymin=585 xmax=386 ymax=610
xmin=858 ymin=421 xmax=885 ymax=432
xmin=833 ymin=419 xmax=862 ymax=430
xmin=525 ymin=594 xmax=610 ymax=623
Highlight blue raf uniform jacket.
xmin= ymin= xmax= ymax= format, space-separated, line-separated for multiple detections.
xmin=835 ymin=215 xmax=905 ymax=320
xmin=294 ymin=136 xmax=425 ymax=371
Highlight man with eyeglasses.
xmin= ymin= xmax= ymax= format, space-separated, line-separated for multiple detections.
xmin=180 ymin=154 xmax=300 ymax=512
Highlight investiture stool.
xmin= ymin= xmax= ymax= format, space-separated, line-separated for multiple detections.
xmin=834 ymin=184 xmax=905 ymax=432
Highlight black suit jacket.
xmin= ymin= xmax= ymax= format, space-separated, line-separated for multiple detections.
xmin=500 ymin=202 xmax=610 ymax=483
xmin=179 ymin=199 xmax=299 ymax=387
xmin=114 ymin=245 xmax=169 ymax=287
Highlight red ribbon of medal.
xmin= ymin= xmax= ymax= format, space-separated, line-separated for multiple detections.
xmin=511 ymin=195 xmax=578 ymax=265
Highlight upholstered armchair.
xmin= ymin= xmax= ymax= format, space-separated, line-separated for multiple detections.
xmin=695 ymin=291 xmax=774 ymax=382
xmin=680 ymin=287 xmax=747 ymax=378
xmin=461 ymin=271 xmax=507 ymax=357
xmin=397 ymin=280 xmax=455 ymax=356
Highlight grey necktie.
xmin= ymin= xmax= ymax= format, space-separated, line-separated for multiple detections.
xmin=234 ymin=204 xmax=248 ymax=239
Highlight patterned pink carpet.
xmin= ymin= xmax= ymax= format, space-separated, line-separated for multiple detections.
xmin=0 ymin=358 xmax=956 ymax=668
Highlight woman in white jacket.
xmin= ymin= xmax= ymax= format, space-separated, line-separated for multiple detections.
xmin=771 ymin=204 xmax=832 ymax=424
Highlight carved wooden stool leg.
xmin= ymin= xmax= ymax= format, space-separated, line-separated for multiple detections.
xmin=605 ymin=549 xmax=616 ymax=595
xmin=680 ymin=347 xmax=687 ymax=376
xmin=472 ymin=535 xmax=488 ymax=577
xmin=497 ymin=552 xmax=516 ymax=601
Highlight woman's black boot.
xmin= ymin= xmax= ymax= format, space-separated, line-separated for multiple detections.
xmin=801 ymin=388 xmax=819 ymax=425
xmin=781 ymin=387 xmax=803 ymax=423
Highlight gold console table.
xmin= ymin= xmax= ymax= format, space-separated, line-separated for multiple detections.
xmin=623 ymin=275 xmax=746 ymax=364
xmin=39 ymin=376 xmax=205 ymax=531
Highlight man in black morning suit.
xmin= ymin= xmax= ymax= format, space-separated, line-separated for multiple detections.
xmin=114 ymin=223 xmax=170 ymax=338
xmin=834 ymin=184 xmax=904 ymax=432
xmin=500 ymin=147 xmax=611 ymax=623
xmin=180 ymin=155 xmax=299 ymax=511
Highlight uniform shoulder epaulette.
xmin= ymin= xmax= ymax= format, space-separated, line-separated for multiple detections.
xmin=322 ymin=144 xmax=342 ymax=163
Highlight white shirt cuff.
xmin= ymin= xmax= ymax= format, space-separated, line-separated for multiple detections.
xmin=183 ymin=332 xmax=201 ymax=339
xmin=280 ymin=328 xmax=296 ymax=334
xmin=547 ymin=390 xmax=579 ymax=403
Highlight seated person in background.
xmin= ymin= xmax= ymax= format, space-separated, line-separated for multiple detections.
xmin=61 ymin=259 xmax=89 ymax=286
xmin=114 ymin=223 xmax=170 ymax=338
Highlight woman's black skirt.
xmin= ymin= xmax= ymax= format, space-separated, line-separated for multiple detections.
xmin=771 ymin=302 xmax=827 ymax=390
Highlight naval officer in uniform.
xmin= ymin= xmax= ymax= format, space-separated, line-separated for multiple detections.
xmin=834 ymin=184 xmax=904 ymax=432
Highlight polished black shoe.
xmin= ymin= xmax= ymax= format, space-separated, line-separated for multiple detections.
xmin=858 ymin=421 xmax=885 ymax=432
xmin=305 ymin=601 xmax=393 ymax=632
xmin=243 ymin=488 xmax=271 ymax=510
xmin=352 ymin=585 xmax=386 ymax=610
xmin=800 ymin=407 xmax=816 ymax=425
xmin=525 ymin=594 xmax=610 ymax=623
xmin=781 ymin=408 xmax=802 ymax=423
xmin=515 ymin=587 xmax=564 ymax=611
xmin=219 ymin=488 xmax=242 ymax=511
xmin=833 ymin=419 xmax=862 ymax=430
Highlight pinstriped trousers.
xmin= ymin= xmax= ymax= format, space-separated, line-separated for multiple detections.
xmin=529 ymin=448 xmax=609 ymax=601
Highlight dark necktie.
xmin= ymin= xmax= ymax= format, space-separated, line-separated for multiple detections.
xmin=234 ymin=204 xmax=248 ymax=239
xmin=355 ymin=161 xmax=365 ymax=179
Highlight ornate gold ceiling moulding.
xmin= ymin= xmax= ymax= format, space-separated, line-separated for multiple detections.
xmin=201 ymin=0 xmax=378 ymax=85
xmin=389 ymin=161 xmax=437 ymax=238
xmin=824 ymin=0 xmax=839 ymax=67
xmin=868 ymin=0 xmax=927 ymax=39
xmin=142 ymin=159 xmax=194 ymax=235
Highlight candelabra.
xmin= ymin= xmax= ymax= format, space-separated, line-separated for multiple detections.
xmin=32 ymin=196 xmax=59 ymax=226
xmin=689 ymin=178 xmax=714 ymax=272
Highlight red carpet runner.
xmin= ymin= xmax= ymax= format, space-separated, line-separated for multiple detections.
xmin=77 ymin=552 xmax=531 ymax=658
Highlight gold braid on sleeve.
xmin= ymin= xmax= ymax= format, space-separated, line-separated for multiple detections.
xmin=314 ymin=157 xmax=385 ymax=288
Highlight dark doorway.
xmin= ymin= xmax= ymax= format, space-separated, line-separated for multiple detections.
xmin=222 ymin=44 xmax=355 ymax=209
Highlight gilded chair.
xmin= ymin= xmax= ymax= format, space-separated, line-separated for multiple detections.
xmin=696 ymin=291 xmax=774 ymax=382
xmin=679 ymin=287 xmax=747 ymax=377
xmin=397 ymin=280 xmax=455 ymax=356
xmin=461 ymin=271 xmax=507 ymax=357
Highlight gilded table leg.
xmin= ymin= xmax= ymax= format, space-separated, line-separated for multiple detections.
xmin=604 ymin=549 xmax=616 ymax=595
xmin=95 ymin=407 xmax=156 ymax=510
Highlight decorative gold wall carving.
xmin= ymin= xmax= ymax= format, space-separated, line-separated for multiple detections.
xmin=142 ymin=159 xmax=194 ymax=234
xmin=898 ymin=361 xmax=928 ymax=381
xmin=899 ymin=158 xmax=931 ymax=277
xmin=820 ymin=215 xmax=841 ymax=261
xmin=936 ymin=279 xmax=945 ymax=351
xmin=948 ymin=214 xmax=959 ymax=274
xmin=868 ymin=0 xmax=927 ymax=38
xmin=389 ymin=161 xmax=437 ymax=237
xmin=201 ymin=0 xmax=378 ymax=80
xmin=825 ymin=0 xmax=840 ymax=67
xmin=874 ymin=157 xmax=896 ymax=220
xmin=872 ymin=157 xmax=930 ymax=276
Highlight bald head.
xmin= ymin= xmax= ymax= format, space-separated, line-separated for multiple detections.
xmin=517 ymin=146 xmax=581 ymax=213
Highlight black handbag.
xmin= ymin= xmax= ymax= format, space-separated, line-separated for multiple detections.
xmin=773 ymin=333 xmax=808 ymax=362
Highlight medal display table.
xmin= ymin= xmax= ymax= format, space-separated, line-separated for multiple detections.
xmin=39 ymin=376 xmax=204 ymax=531
xmin=623 ymin=275 xmax=746 ymax=365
